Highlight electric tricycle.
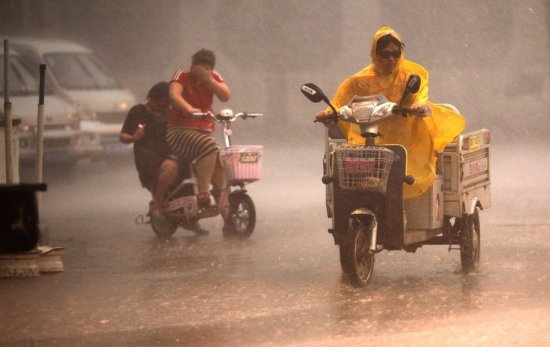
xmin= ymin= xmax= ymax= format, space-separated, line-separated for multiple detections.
xmin=301 ymin=76 xmax=491 ymax=287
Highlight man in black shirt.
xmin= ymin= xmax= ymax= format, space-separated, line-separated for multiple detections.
xmin=120 ymin=82 xmax=209 ymax=235
xmin=120 ymin=82 xmax=178 ymax=223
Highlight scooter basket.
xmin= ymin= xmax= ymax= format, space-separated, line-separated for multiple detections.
xmin=222 ymin=145 xmax=263 ymax=183
xmin=335 ymin=145 xmax=394 ymax=192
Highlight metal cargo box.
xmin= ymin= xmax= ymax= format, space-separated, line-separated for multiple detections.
xmin=404 ymin=176 xmax=444 ymax=230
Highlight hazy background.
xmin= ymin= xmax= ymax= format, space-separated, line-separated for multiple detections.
xmin=1 ymin=3 xmax=549 ymax=344
xmin=1 ymin=0 xmax=548 ymax=148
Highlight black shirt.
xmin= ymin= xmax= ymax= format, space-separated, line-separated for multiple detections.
xmin=121 ymin=104 xmax=170 ymax=158
xmin=121 ymin=104 xmax=171 ymax=189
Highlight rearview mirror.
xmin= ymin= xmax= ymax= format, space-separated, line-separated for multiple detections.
xmin=398 ymin=74 xmax=422 ymax=107
xmin=300 ymin=83 xmax=328 ymax=104
xmin=301 ymin=83 xmax=339 ymax=115
xmin=404 ymin=74 xmax=421 ymax=94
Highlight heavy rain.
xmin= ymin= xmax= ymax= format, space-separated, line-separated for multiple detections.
xmin=0 ymin=1 xmax=549 ymax=346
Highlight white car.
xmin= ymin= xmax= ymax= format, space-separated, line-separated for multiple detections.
xmin=1 ymin=50 xmax=101 ymax=165
xmin=9 ymin=38 xmax=137 ymax=157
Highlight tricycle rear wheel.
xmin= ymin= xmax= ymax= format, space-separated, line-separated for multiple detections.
xmin=340 ymin=218 xmax=375 ymax=287
xmin=460 ymin=208 xmax=480 ymax=273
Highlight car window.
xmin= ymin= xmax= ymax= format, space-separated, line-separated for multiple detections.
xmin=0 ymin=55 xmax=39 ymax=96
xmin=44 ymin=53 xmax=119 ymax=90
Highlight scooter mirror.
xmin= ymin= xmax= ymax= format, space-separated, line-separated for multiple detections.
xmin=301 ymin=82 xmax=339 ymax=116
xmin=404 ymin=74 xmax=421 ymax=94
xmin=300 ymin=83 xmax=328 ymax=104
xmin=398 ymin=74 xmax=422 ymax=107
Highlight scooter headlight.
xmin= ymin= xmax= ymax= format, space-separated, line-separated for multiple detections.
xmin=219 ymin=109 xmax=233 ymax=118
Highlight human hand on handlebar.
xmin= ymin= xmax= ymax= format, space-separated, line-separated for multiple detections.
xmin=187 ymin=106 xmax=204 ymax=115
xmin=315 ymin=109 xmax=337 ymax=126
xmin=410 ymin=103 xmax=432 ymax=116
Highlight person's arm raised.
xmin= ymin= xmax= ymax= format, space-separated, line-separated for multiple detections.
xmin=207 ymin=74 xmax=231 ymax=102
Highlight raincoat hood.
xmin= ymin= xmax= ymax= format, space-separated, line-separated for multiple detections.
xmin=370 ymin=26 xmax=405 ymax=75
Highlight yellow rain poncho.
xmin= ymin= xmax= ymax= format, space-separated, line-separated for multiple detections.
xmin=329 ymin=27 xmax=466 ymax=199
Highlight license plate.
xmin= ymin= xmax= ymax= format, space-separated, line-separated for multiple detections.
xmin=343 ymin=159 xmax=376 ymax=175
xmin=239 ymin=151 xmax=259 ymax=163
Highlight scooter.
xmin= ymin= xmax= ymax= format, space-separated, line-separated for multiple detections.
xmin=301 ymin=75 xmax=491 ymax=287
xmin=150 ymin=109 xmax=263 ymax=238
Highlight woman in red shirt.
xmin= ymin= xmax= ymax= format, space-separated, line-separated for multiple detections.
xmin=167 ymin=49 xmax=231 ymax=210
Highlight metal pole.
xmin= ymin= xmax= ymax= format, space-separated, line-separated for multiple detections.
xmin=3 ymin=40 xmax=7 ymax=102
xmin=4 ymin=39 xmax=15 ymax=184
xmin=36 ymin=64 xmax=46 ymax=185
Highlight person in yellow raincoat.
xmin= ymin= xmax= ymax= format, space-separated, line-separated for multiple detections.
xmin=316 ymin=26 xmax=466 ymax=199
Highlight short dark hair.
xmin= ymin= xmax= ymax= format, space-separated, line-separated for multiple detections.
xmin=192 ymin=49 xmax=216 ymax=68
xmin=376 ymin=34 xmax=404 ymax=53
xmin=147 ymin=81 xmax=169 ymax=101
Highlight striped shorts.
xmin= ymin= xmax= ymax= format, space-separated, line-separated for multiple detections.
xmin=166 ymin=126 xmax=219 ymax=162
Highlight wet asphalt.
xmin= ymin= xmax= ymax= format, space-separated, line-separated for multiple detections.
xmin=0 ymin=144 xmax=549 ymax=346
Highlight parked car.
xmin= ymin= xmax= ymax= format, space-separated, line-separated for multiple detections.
xmin=1 ymin=50 xmax=102 ymax=165
xmin=9 ymin=37 xmax=137 ymax=157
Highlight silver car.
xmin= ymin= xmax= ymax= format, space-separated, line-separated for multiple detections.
xmin=1 ymin=50 xmax=101 ymax=165
xmin=9 ymin=38 xmax=137 ymax=157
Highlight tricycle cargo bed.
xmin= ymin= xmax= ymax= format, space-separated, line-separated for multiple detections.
xmin=439 ymin=129 xmax=491 ymax=217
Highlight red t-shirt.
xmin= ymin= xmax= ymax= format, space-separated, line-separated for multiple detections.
xmin=168 ymin=68 xmax=225 ymax=131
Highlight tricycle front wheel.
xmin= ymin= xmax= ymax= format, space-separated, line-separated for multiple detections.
xmin=340 ymin=218 xmax=375 ymax=287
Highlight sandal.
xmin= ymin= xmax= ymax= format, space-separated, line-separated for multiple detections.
xmin=148 ymin=202 xmax=166 ymax=223
xmin=197 ymin=192 xmax=211 ymax=208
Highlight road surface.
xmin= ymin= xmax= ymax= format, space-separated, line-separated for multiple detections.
xmin=1 ymin=143 xmax=549 ymax=346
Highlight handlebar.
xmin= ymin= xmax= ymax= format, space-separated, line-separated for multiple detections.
xmin=314 ymin=114 xmax=339 ymax=123
xmin=191 ymin=111 xmax=263 ymax=122
xmin=314 ymin=106 xmax=426 ymax=123
xmin=391 ymin=107 xmax=427 ymax=117
xmin=235 ymin=112 xmax=263 ymax=120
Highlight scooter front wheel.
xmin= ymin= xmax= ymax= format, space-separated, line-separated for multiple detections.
xmin=340 ymin=218 xmax=375 ymax=287
xmin=226 ymin=193 xmax=256 ymax=238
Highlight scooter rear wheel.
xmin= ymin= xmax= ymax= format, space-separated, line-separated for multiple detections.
xmin=340 ymin=218 xmax=375 ymax=287
xmin=151 ymin=215 xmax=178 ymax=237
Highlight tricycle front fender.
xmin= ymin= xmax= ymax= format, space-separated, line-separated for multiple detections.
xmin=349 ymin=208 xmax=378 ymax=252
xmin=350 ymin=208 xmax=376 ymax=220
